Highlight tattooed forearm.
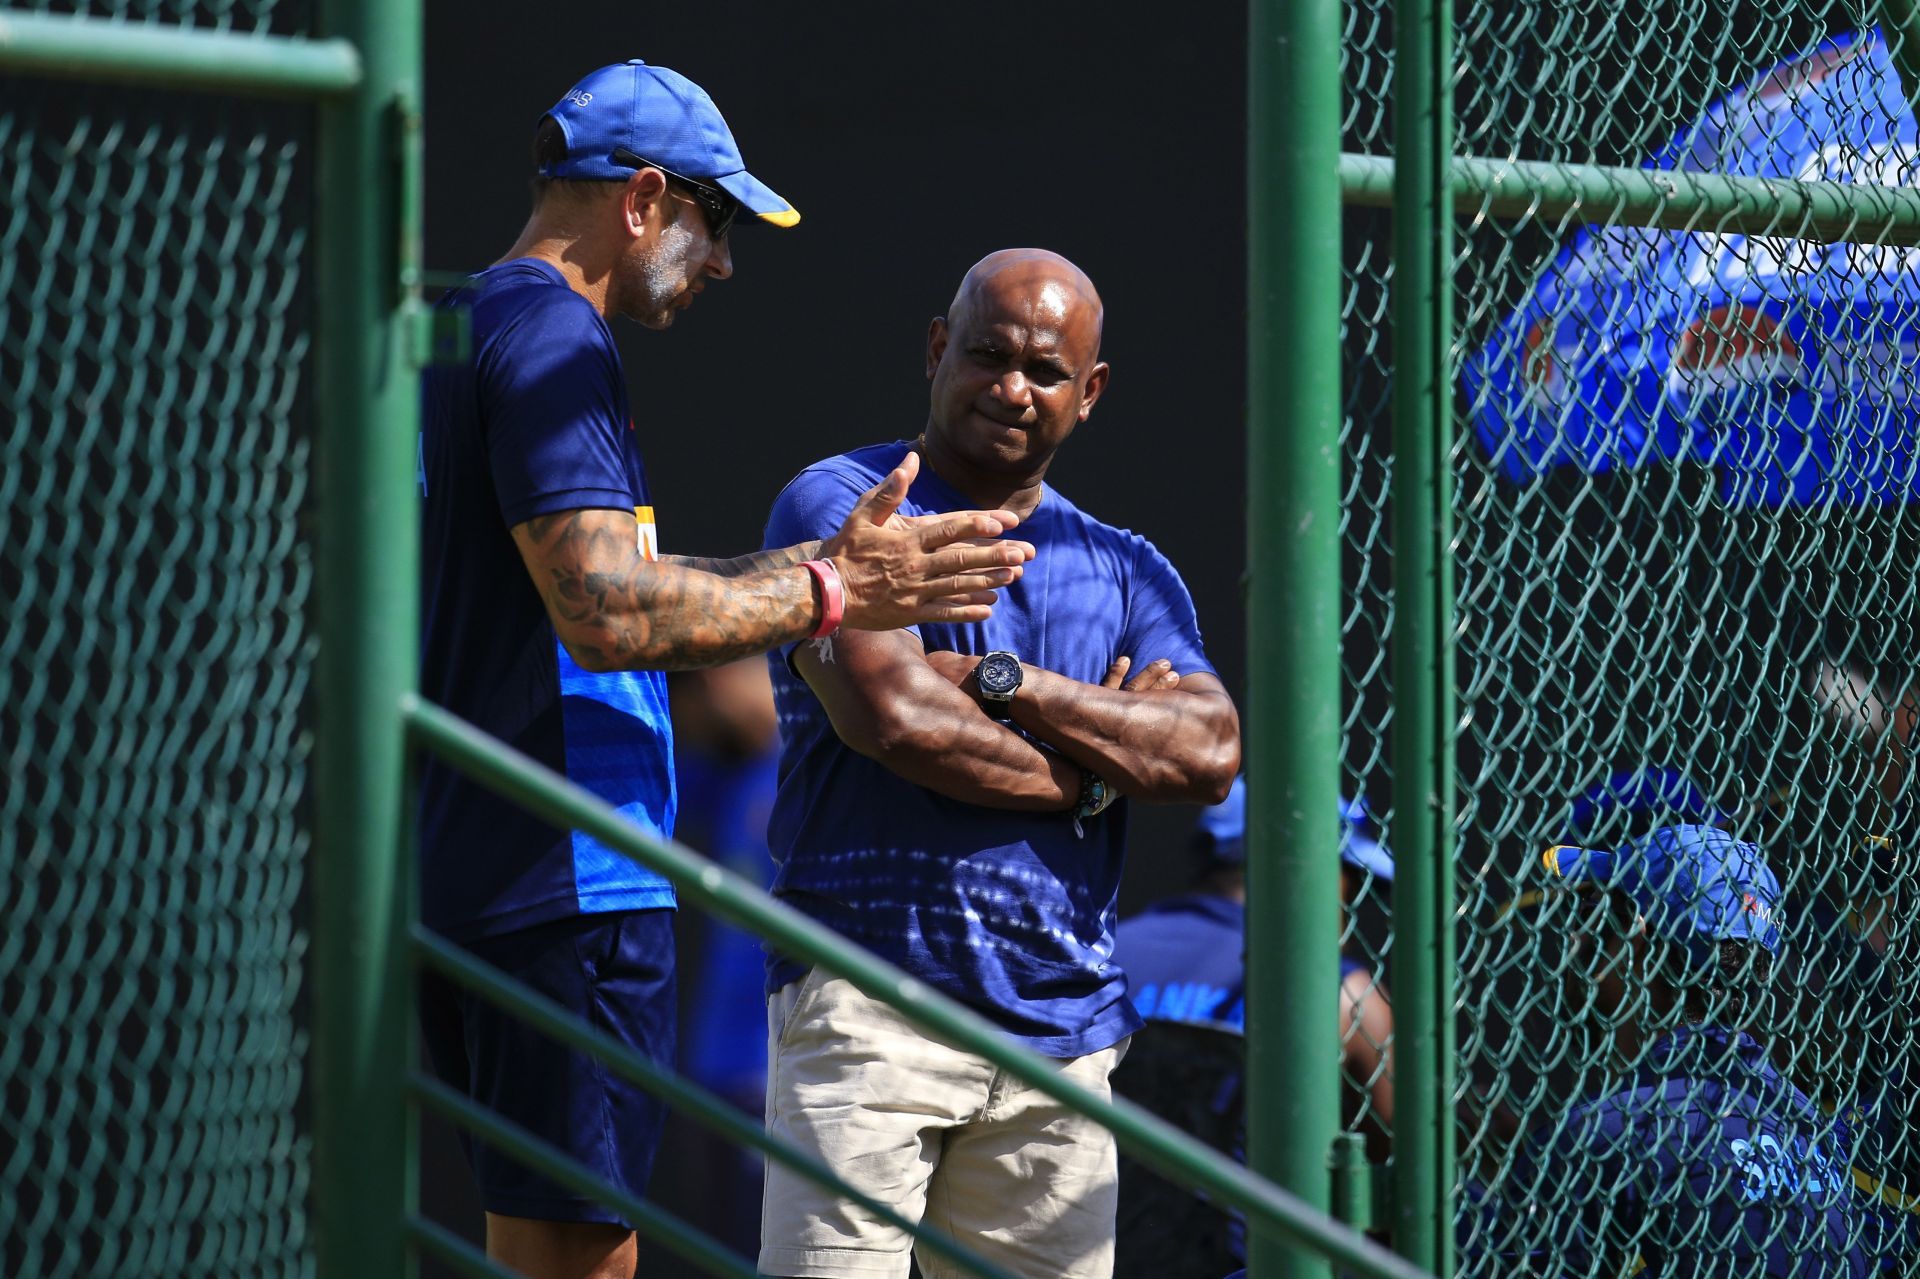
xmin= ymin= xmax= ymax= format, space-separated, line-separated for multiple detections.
xmin=658 ymin=539 xmax=824 ymax=578
xmin=513 ymin=510 xmax=818 ymax=672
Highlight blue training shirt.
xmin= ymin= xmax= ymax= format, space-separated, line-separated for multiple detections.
xmin=1115 ymin=894 xmax=1247 ymax=1031
xmin=1503 ymin=1024 xmax=1871 ymax=1277
xmin=761 ymin=441 xmax=1218 ymax=1056
xmin=418 ymin=258 xmax=676 ymax=942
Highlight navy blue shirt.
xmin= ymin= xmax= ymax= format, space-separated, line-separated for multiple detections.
xmin=1115 ymin=894 xmax=1246 ymax=1031
xmin=1504 ymin=1025 xmax=1870 ymax=1277
xmin=761 ymin=442 xmax=1217 ymax=1055
xmin=418 ymin=258 xmax=676 ymax=941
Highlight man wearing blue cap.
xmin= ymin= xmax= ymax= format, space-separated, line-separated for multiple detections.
xmin=1499 ymin=821 xmax=1872 ymax=1276
xmin=417 ymin=61 xmax=1035 ymax=1279
xmin=1105 ymin=779 xmax=1395 ymax=1278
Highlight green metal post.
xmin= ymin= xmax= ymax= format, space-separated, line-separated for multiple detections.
xmin=312 ymin=0 xmax=422 ymax=1273
xmin=1880 ymin=0 xmax=1920 ymax=116
xmin=1247 ymin=0 xmax=1343 ymax=1274
xmin=1389 ymin=0 xmax=1457 ymax=1270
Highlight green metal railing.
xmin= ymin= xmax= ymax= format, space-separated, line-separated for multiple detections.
xmin=401 ymin=696 xmax=1429 ymax=1279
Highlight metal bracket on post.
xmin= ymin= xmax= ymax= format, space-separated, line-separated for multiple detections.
xmin=390 ymin=90 xmax=469 ymax=367
xmin=1329 ymin=1132 xmax=1375 ymax=1235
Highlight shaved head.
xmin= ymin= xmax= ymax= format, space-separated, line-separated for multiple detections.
xmin=921 ymin=247 xmax=1111 ymax=503
xmin=947 ymin=248 xmax=1105 ymax=357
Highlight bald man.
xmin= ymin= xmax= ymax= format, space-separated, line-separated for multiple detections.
xmin=755 ymin=250 xmax=1242 ymax=1279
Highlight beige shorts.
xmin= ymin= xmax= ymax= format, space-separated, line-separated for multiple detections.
xmin=758 ymin=968 xmax=1128 ymax=1279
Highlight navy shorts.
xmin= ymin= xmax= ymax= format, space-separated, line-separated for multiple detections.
xmin=419 ymin=909 xmax=676 ymax=1225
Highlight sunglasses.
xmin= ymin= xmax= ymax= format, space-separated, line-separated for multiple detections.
xmin=611 ymin=148 xmax=741 ymax=240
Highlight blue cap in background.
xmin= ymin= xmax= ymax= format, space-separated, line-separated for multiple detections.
xmin=1559 ymin=760 xmax=1728 ymax=833
xmin=1193 ymin=778 xmax=1393 ymax=883
xmin=1542 ymin=824 xmax=1782 ymax=971
xmin=1567 ymin=766 xmax=1727 ymax=837
xmin=542 ymin=60 xmax=799 ymax=227
xmin=1339 ymin=796 xmax=1394 ymax=884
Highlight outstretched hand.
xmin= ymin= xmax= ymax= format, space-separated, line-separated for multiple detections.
xmin=824 ymin=450 xmax=1037 ymax=631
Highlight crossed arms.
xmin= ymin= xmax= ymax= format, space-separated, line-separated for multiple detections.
xmin=796 ymin=628 xmax=1241 ymax=810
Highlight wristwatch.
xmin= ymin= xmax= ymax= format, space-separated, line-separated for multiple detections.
xmin=976 ymin=650 xmax=1023 ymax=719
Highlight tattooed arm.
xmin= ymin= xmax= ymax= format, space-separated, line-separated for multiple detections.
xmin=510 ymin=453 xmax=1037 ymax=673
xmin=512 ymin=508 xmax=822 ymax=671
xmin=659 ymin=541 xmax=822 ymax=578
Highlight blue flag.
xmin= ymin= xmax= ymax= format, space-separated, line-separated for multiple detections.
xmin=1463 ymin=29 xmax=1920 ymax=507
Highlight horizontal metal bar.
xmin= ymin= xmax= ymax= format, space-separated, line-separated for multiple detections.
xmin=412 ymin=926 xmax=1021 ymax=1279
xmin=403 ymin=693 xmax=1432 ymax=1279
xmin=405 ymin=1217 xmax=524 ymax=1279
xmin=0 ymin=10 xmax=361 ymax=97
xmin=1338 ymin=150 xmax=1920 ymax=246
xmin=410 ymin=1072 xmax=756 ymax=1279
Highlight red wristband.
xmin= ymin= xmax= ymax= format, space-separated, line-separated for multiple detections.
xmin=801 ymin=559 xmax=845 ymax=639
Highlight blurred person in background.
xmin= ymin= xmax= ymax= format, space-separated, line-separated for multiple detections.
xmin=1499 ymin=821 xmax=1873 ymax=1276
xmin=1107 ymin=779 xmax=1395 ymax=1278
xmin=667 ymin=659 xmax=782 ymax=1260
xmin=1786 ymin=662 xmax=1919 ymax=1203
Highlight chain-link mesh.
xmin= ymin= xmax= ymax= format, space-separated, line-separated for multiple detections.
xmin=5 ymin=0 xmax=309 ymax=35
xmin=0 ymin=65 xmax=315 ymax=1278
xmin=1340 ymin=2 xmax=1920 ymax=1274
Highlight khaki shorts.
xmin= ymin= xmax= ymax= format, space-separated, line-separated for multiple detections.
xmin=758 ymin=969 xmax=1128 ymax=1279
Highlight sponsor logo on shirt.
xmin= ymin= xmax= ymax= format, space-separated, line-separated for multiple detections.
xmin=1729 ymin=1132 xmax=1847 ymax=1203
xmin=635 ymin=506 xmax=658 ymax=562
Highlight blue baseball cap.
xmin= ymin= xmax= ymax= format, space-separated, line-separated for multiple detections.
xmin=541 ymin=61 xmax=799 ymax=228
xmin=1339 ymin=796 xmax=1395 ymax=884
xmin=1542 ymin=824 xmax=1782 ymax=971
xmin=1192 ymin=778 xmax=1393 ymax=882
xmin=1194 ymin=776 xmax=1247 ymax=861
xmin=1567 ymin=766 xmax=1727 ymax=837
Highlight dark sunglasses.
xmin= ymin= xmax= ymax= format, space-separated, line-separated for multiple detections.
xmin=611 ymin=148 xmax=741 ymax=240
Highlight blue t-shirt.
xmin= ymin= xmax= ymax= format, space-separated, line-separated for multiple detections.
xmin=1115 ymin=894 xmax=1247 ymax=1031
xmin=761 ymin=441 xmax=1218 ymax=1056
xmin=1502 ymin=1025 xmax=1871 ymax=1277
xmin=418 ymin=258 xmax=676 ymax=941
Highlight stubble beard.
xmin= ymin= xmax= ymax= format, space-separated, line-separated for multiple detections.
xmin=619 ymin=216 xmax=698 ymax=329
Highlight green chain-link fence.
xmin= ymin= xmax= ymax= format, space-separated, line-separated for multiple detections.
xmin=1333 ymin=1 xmax=1920 ymax=1273
xmin=0 ymin=4 xmax=401 ymax=1275
xmin=1 ymin=64 xmax=315 ymax=1279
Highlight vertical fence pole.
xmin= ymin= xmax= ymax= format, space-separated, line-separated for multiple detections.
xmin=1389 ymin=0 xmax=1456 ymax=1268
xmin=313 ymin=0 xmax=423 ymax=1274
xmin=1246 ymin=0 xmax=1343 ymax=1273
xmin=1882 ymin=0 xmax=1920 ymax=116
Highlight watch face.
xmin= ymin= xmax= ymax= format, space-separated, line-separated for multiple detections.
xmin=978 ymin=652 xmax=1021 ymax=697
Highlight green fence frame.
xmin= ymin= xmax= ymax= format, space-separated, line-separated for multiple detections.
xmin=18 ymin=1 xmax=1920 ymax=1275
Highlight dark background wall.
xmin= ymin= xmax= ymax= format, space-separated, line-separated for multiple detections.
xmin=420 ymin=3 xmax=1249 ymax=1267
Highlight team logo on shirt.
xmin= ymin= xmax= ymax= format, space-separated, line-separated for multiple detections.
xmin=635 ymin=506 xmax=658 ymax=562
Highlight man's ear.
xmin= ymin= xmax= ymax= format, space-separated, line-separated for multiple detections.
xmin=925 ymin=316 xmax=949 ymax=380
xmin=621 ymin=168 xmax=670 ymax=240
xmin=1078 ymin=360 xmax=1112 ymax=422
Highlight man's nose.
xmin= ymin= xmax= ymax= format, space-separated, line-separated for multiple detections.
xmin=992 ymin=371 xmax=1032 ymax=407
xmin=706 ymin=234 xmax=734 ymax=281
